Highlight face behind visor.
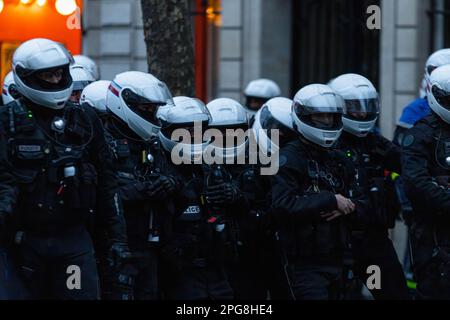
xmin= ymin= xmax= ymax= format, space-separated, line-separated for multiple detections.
xmin=13 ymin=38 xmax=74 ymax=109
xmin=206 ymin=98 xmax=249 ymax=163
xmin=106 ymin=71 xmax=174 ymax=140
xmin=292 ymin=84 xmax=345 ymax=148
xmin=158 ymin=98 xmax=211 ymax=163
xmin=244 ymin=78 xmax=281 ymax=115
xmin=329 ymin=73 xmax=380 ymax=137
xmin=70 ymin=64 xmax=95 ymax=103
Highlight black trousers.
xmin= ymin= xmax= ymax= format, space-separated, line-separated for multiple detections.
xmin=353 ymin=231 xmax=409 ymax=300
xmin=161 ymin=261 xmax=234 ymax=300
xmin=286 ymin=261 xmax=344 ymax=300
xmin=133 ymin=249 xmax=159 ymax=300
xmin=18 ymin=225 xmax=99 ymax=300
xmin=0 ymin=244 xmax=29 ymax=300
xmin=226 ymin=237 xmax=292 ymax=300
xmin=412 ymin=243 xmax=450 ymax=300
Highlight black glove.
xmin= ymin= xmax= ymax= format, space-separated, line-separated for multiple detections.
xmin=205 ymin=182 xmax=241 ymax=205
xmin=136 ymin=180 xmax=164 ymax=198
xmin=108 ymin=242 xmax=133 ymax=270
xmin=153 ymin=175 xmax=177 ymax=199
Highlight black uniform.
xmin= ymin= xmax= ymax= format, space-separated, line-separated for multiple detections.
xmin=271 ymin=138 xmax=367 ymax=300
xmin=402 ymin=113 xmax=450 ymax=299
xmin=159 ymin=163 xmax=234 ymax=300
xmin=0 ymin=118 xmax=30 ymax=299
xmin=0 ymin=98 xmax=128 ymax=299
xmin=212 ymin=163 xmax=291 ymax=300
xmin=338 ymin=131 xmax=408 ymax=300
xmin=103 ymin=118 xmax=176 ymax=300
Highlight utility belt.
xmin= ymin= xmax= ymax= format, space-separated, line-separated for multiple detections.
xmin=164 ymin=217 xmax=239 ymax=267
xmin=13 ymin=159 xmax=98 ymax=231
xmin=283 ymin=221 xmax=348 ymax=262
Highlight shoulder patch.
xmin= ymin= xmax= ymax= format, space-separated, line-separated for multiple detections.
xmin=278 ymin=154 xmax=288 ymax=167
xmin=402 ymin=135 xmax=415 ymax=147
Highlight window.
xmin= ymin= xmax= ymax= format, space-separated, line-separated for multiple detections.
xmin=291 ymin=0 xmax=381 ymax=93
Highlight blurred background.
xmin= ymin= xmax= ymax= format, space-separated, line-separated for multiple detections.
xmin=0 ymin=0 xmax=449 ymax=138
xmin=1 ymin=0 xmax=449 ymax=296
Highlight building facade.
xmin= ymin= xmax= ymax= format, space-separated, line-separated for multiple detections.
xmin=81 ymin=0 xmax=449 ymax=137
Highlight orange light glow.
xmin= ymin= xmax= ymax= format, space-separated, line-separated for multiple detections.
xmin=0 ymin=1 xmax=3 ymax=14
xmin=55 ymin=0 xmax=77 ymax=16
xmin=37 ymin=0 xmax=46 ymax=7
xmin=0 ymin=0 xmax=82 ymax=54
xmin=20 ymin=0 xmax=32 ymax=4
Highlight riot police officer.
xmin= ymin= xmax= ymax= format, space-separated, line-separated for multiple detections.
xmin=402 ymin=64 xmax=450 ymax=299
xmin=251 ymin=97 xmax=299 ymax=299
xmin=0 ymin=38 xmax=129 ymax=299
xmin=329 ymin=73 xmax=409 ymax=300
xmin=0 ymin=118 xmax=29 ymax=299
xmin=394 ymin=49 xmax=450 ymax=146
xmin=252 ymin=97 xmax=297 ymax=156
xmin=80 ymin=80 xmax=111 ymax=121
xmin=100 ymin=71 xmax=177 ymax=299
xmin=69 ymin=64 xmax=95 ymax=103
xmin=270 ymin=84 xmax=366 ymax=300
xmin=2 ymin=71 xmax=21 ymax=105
xmin=204 ymin=98 xmax=266 ymax=299
xmin=158 ymin=97 xmax=234 ymax=300
xmin=244 ymin=79 xmax=281 ymax=118
xmin=74 ymin=55 xmax=100 ymax=81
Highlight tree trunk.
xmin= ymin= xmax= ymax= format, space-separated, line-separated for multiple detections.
xmin=141 ymin=0 xmax=195 ymax=97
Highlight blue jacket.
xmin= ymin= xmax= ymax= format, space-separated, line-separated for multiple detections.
xmin=398 ymin=97 xmax=430 ymax=128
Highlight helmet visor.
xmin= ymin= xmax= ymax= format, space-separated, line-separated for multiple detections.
xmin=73 ymin=80 xmax=93 ymax=92
xmin=259 ymin=105 xmax=296 ymax=141
xmin=161 ymin=121 xmax=210 ymax=144
xmin=18 ymin=64 xmax=72 ymax=92
xmin=432 ymin=86 xmax=450 ymax=110
xmin=122 ymin=88 xmax=165 ymax=125
xmin=293 ymin=93 xmax=345 ymax=130
xmin=209 ymin=123 xmax=249 ymax=148
xmin=246 ymin=96 xmax=268 ymax=111
xmin=344 ymin=97 xmax=379 ymax=121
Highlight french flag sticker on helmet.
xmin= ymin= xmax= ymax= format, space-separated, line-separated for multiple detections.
xmin=108 ymin=81 xmax=121 ymax=97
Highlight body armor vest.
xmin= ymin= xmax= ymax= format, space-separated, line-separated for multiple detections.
xmin=4 ymin=100 xmax=97 ymax=233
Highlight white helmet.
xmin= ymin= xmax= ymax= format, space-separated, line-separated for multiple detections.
xmin=74 ymin=55 xmax=99 ymax=80
xmin=156 ymin=96 xmax=187 ymax=122
xmin=252 ymin=97 xmax=296 ymax=155
xmin=244 ymin=78 xmax=281 ymax=115
xmin=2 ymin=71 xmax=21 ymax=104
xmin=158 ymin=97 xmax=211 ymax=162
xmin=328 ymin=73 xmax=379 ymax=137
xmin=80 ymin=80 xmax=111 ymax=115
xmin=428 ymin=64 xmax=450 ymax=124
xmin=106 ymin=71 xmax=174 ymax=140
xmin=424 ymin=49 xmax=450 ymax=95
xmin=12 ymin=38 xmax=74 ymax=109
xmin=205 ymin=98 xmax=249 ymax=163
xmin=70 ymin=64 xmax=95 ymax=102
xmin=292 ymin=84 xmax=345 ymax=148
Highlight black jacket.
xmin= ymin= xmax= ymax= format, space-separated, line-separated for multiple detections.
xmin=0 ymin=119 xmax=17 ymax=216
xmin=104 ymin=117 xmax=177 ymax=249
xmin=338 ymin=131 xmax=401 ymax=230
xmin=402 ymin=113 xmax=450 ymax=227
xmin=0 ymin=98 xmax=127 ymax=244
xmin=270 ymin=138 xmax=367 ymax=261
